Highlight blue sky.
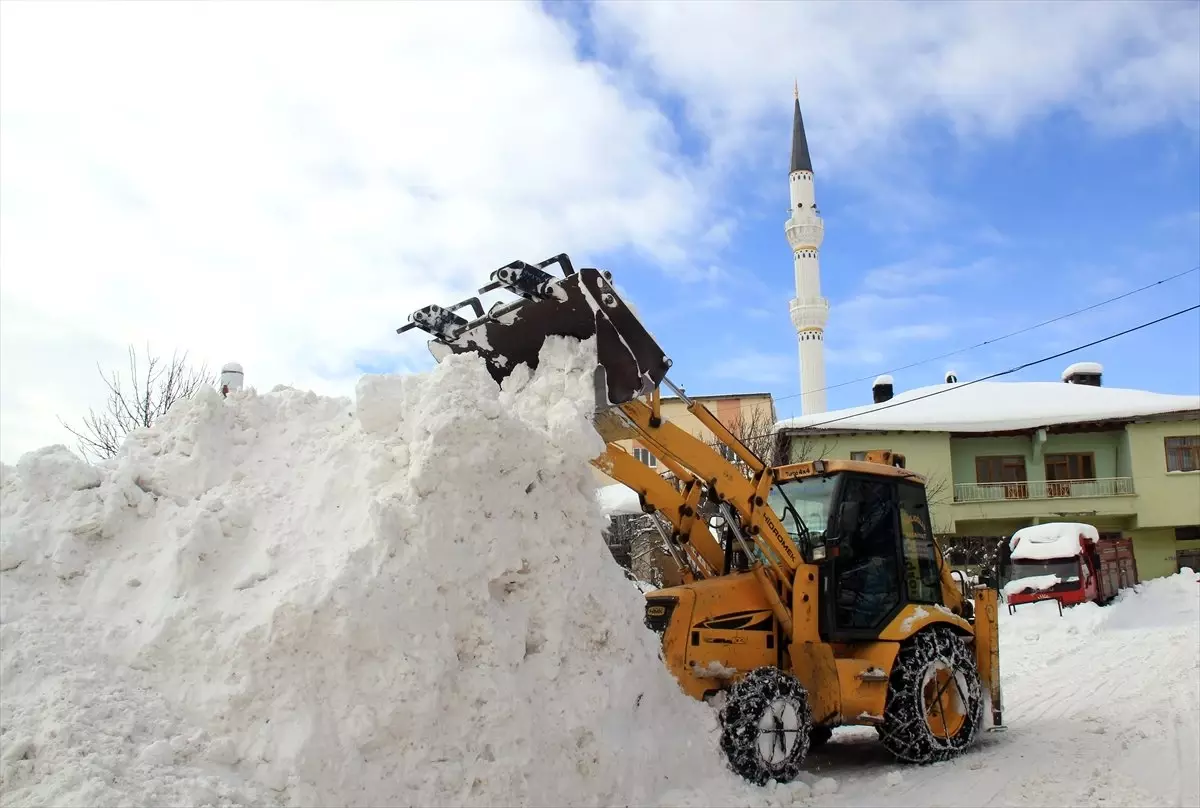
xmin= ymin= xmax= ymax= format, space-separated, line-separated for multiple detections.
xmin=1 ymin=1 xmax=1197 ymax=460
xmin=611 ymin=106 xmax=1200 ymax=424
xmin=546 ymin=2 xmax=1200 ymax=425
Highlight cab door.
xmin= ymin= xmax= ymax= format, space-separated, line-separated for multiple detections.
xmin=894 ymin=479 xmax=942 ymax=606
xmin=820 ymin=476 xmax=943 ymax=642
xmin=820 ymin=475 xmax=904 ymax=641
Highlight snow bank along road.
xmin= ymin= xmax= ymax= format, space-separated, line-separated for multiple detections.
xmin=1 ymin=339 xmax=1197 ymax=807
xmin=807 ymin=572 xmax=1200 ymax=808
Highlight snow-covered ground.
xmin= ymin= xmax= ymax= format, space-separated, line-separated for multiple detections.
xmin=810 ymin=573 xmax=1200 ymax=808
xmin=2 ymin=337 xmax=1197 ymax=807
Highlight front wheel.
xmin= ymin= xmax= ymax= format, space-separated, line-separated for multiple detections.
xmin=878 ymin=627 xmax=984 ymax=764
xmin=719 ymin=667 xmax=812 ymax=785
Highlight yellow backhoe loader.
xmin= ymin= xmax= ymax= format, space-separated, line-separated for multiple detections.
xmin=398 ymin=253 xmax=1004 ymax=785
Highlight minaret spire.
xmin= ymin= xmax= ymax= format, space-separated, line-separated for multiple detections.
xmin=790 ymin=92 xmax=813 ymax=174
xmin=785 ymin=92 xmax=829 ymax=415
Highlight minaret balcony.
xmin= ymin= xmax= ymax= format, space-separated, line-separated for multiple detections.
xmin=789 ymin=296 xmax=830 ymax=331
xmin=785 ymin=219 xmax=824 ymax=249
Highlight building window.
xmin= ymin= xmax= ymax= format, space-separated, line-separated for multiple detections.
xmin=1178 ymin=548 xmax=1200 ymax=574
xmin=1044 ymin=453 xmax=1095 ymax=497
xmin=1165 ymin=436 xmax=1200 ymax=472
xmin=633 ymin=447 xmax=657 ymax=468
xmin=1176 ymin=526 xmax=1200 ymax=541
xmin=975 ymin=455 xmax=1028 ymax=499
xmin=1044 ymin=453 xmax=1095 ymax=479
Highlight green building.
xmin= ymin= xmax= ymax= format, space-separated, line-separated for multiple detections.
xmin=775 ymin=364 xmax=1200 ymax=580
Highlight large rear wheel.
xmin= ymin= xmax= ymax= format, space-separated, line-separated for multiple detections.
xmin=719 ymin=667 xmax=812 ymax=785
xmin=878 ymin=626 xmax=983 ymax=764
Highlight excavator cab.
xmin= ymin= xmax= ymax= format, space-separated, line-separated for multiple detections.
xmin=764 ymin=456 xmax=954 ymax=640
xmin=399 ymin=254 xmax=1004 ymax=787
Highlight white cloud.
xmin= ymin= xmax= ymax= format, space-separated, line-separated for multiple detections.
xmin=823 ymin=257 xmax=964 ymax=370
xmin=0 ymin=0 xmax=719 ymax=462
xmin=590 ymin=0 xmax=1200 ymax=175
xmin=1155 ymin=209 xmax=1200 ymax=234
xmin=859 ymin=253 xmax=1002 ymax=294
xmin=709 ymin=350 xmax=794 ymax=385
xmin=5 ymin=1 xmax=1195 ymax=462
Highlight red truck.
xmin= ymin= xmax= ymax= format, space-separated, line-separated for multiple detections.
xmin=1001 ymin=522 xmax=1139 ymax=613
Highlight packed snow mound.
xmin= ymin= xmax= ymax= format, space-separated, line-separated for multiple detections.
xmin=0 ymin=338 xmax=788 ymax=808
xmin=1003 ymin=569 xmax=1200 ymax=637
xmin=1009 ymin=522 xmax=1098 ymax=560
xmin=815 ymin=571 xmax=1199 ymax=808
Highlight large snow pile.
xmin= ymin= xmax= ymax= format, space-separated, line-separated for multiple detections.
xmin=1009 ymin=522 xmax=1098 ymax=560
xmin=0 ymin=338 xmax=791 ymax=808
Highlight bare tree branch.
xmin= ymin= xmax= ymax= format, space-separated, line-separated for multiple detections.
xmin=59 ymin=344 xmax=214 ymax=463
xmin=922 ymin=471 xmax=954 ymax=534
xmin=782 ymin=432 xmax=838 ymax=465
xmin=703 ymin=407 xmax=804 ymax=478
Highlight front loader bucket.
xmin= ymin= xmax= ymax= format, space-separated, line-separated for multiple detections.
xmin=397 ymin=254 xmax=670 ymax=406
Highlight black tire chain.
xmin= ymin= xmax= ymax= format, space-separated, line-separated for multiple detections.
xmin=719 ymin=667 xmax=813 ymax=786
xmin=877 ymin=626 xmax=985 ymax=764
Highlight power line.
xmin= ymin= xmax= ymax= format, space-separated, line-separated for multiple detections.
xmin=770 ymin=263 xmax=1199 ymax=407
xmin=629 ymin=303 xmax=1200 ymax=470
xmin=762 ymin=302 xmax=1200 ymax=437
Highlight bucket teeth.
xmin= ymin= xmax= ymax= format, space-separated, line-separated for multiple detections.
xmin=405 ymin=304 xmax=469 ymax=343
xmin=396 ymin=254 xmax=670 ymax=406
xmin=490 ymin=261 xmax=557 ymax=301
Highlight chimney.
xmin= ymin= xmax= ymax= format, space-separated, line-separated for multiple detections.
xmin=1062 ymin=362 xmax=1102 ymax=387
xmin=872 ymin=374 xmax=894 ymax=403
xmin=945 ymin=369 xmax=959 ymax=384
xmin=220 ymin=362 xmax=245 ymax=397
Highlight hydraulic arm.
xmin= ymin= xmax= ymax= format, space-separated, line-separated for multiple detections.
xmin=593 ymin=443 xmax=724 ymax=581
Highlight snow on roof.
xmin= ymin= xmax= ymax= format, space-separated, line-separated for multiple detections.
xmin=1063 ymin=361 xmax=1103 ymax=379
xmin=776 ymin=380 xmax=1199 ymax=434
xmin=1010 ymin=522 xmax=1100 ymax=560
xmin=873 ymin=375 xmax=894 ymax=386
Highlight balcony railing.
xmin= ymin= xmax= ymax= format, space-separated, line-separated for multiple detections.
xmin=953 ymin=477 xmax=1135 ymax=504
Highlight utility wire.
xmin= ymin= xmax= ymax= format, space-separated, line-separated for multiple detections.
xmin=768 ymin=263 xmax=1200 ymax=407
xmin=748 ymin=302 xmax=1200 ymax=439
